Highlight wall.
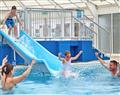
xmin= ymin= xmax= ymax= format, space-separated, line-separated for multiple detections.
xmin=98 ymin=13 xmax=120 ymax=54
xmin=113 ymin=13 xmax=120 ymax=53
xmin=0 ymin=44 xmax=24 ymax=65
xmin=98 ymin=5 xmax=120 ymax=15
xmin=33 ymin=40 xmax=99 ymax=62
xmin=98 ymin=14 xmax=111 ymax=53
xmin=0 ymin=40 xmax=109 ymax=65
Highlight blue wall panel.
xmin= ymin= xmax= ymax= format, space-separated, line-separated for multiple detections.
xmin=38 ymin=41 xmax=58 ymax=55
xmin=0 ymin=45 xmax=13 ymax=64
xmin=0 ymin=40 xmax=109 ymax=65
xmin=0 ymin=44 xmax=24 ymax=65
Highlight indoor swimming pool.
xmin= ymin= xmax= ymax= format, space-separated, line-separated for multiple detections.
xmin=1 ymin=62 xmax=120 ymax=95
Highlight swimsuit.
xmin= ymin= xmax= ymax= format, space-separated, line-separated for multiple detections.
xmin=63 ymin=59 xmax=71 ymax=71
xmin=5 ymin=17 xmax=15 ymax=28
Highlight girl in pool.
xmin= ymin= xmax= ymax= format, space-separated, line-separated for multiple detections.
xmin=0 ymin=56 xmax=36 ymax=90
xmin=58 ymin=50 xmax=83 ymax=78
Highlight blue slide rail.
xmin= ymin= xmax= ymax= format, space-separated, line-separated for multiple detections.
xmin=0 ymin=29 xmax=62 ymax=76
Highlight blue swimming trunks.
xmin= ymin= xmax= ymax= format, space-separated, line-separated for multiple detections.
xmin=5 ymin=17 xmax=15 ymax=28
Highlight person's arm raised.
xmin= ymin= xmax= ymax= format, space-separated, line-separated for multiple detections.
xmin=16 ymin=14 xmax=23 ymax=27
xmin=71 ymin=51 xmax=83 ymax=61
xmin=2 ymin=56 xmax=8 ymax=67
xmin=13 ymin=60 xmax=36 ymax=84
xmin=95 ymin=52 xmax=109 ymax=70
xmin=58 ymin=53 xmax=66 ymax=64
xmin=58 ymin=53 xmax=64 ymax=61
xmin=0 ymin=56 xmax=8 ymax=72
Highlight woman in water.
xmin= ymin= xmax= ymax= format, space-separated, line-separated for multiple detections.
xmin=0 ymin=56 xmax=36 ymax=90
xmin=58 ymin=51 xmax=83 ymax=78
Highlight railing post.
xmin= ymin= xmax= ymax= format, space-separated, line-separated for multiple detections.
xmin=61 ymin=11 xmax=64 ymax=38
xmin=13 ymin=50 xmax=16 ymax=66
xmin=71 ymin=11 xmax=74 ymax=38
xmin=94 ymin=15 xmax=98 ymax=49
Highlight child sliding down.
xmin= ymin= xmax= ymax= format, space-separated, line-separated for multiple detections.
xmin=58 ymin=51 xmax=83 ymax=78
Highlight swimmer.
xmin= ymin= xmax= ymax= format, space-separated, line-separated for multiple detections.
xmin=2 ymin=5 xmax=23 ymax=38
xmin=95 ymin=52 xmax=120 ymax=77
xmin=58 ymin=50 xmax=83 ymax=78
xmin=0 ymin=56 xmax=8 ymax=80
xmin=0 ymin=56 xmax=36 ymax=90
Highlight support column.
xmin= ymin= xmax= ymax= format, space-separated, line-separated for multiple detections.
xmin=111 ymin=14 xmax=113 ymax=54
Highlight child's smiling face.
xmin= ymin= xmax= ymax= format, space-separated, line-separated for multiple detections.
xmin=65 ymin=52 xmax=71 ymax=60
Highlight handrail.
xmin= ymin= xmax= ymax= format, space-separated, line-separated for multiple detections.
xmin=72 ymin=16 xmax=97 ymax=34
xmin=83 ymin=15 xmax=109 ymax=33
xmin=81 ymin=15 xmax=111 ymax=53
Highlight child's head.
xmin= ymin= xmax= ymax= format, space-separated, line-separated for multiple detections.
xmin=1 ymin=64 xmax=14 ymax=76
xmin=11 ymin=6 xmax=17 ymax=15
xmin=109 ymin=60 xmax=118 ymax=71
xmin=65 ymin=51 xmax=71 ymax=59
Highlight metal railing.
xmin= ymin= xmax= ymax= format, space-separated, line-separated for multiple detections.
xmin=22 ymin=8 xmax=97 ymax=41
xmin=78 ymin=15 xmax=111 ymax=53
xmin=22 ymin=9 xmax=73 ymax=39
xmin=0 ymin=9 xmax=97 ymax=41
xmin=73 ymin=16 xmax=97 ymax=38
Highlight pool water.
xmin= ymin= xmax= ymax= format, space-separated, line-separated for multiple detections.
xmin=1 ymin=63 xmax=120 ymax=95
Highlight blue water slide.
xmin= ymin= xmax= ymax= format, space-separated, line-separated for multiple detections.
xmin=0 ymin=29 xmax=62 ymax=76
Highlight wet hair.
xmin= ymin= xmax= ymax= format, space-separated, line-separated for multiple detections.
xmin=65 ymin=51 xmax=71 ymax=56
xmin=110 ymin=60 xmax=118 ymax=67
xmin=2 ymin=64 xmax=13 ymax=75
xmin=1 ymin=64 xmax=14 ymax=88
xmin=11 ymin=6 xmax=16 ymax=10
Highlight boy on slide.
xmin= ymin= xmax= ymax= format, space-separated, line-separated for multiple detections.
xmin=95 ymin=52 xmax=120 ymax=77
xmin=58 ymin=51 xmax=83 ymax=78
xmin=2 ymin=5 xmax=23 ymax=39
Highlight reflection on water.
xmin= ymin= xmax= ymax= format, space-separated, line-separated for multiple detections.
xmin=1 ymin=63 xmax=120 ymax=95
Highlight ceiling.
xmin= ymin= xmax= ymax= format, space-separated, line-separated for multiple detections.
xmin=0 ymin=0 xmax=120 ymax=10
